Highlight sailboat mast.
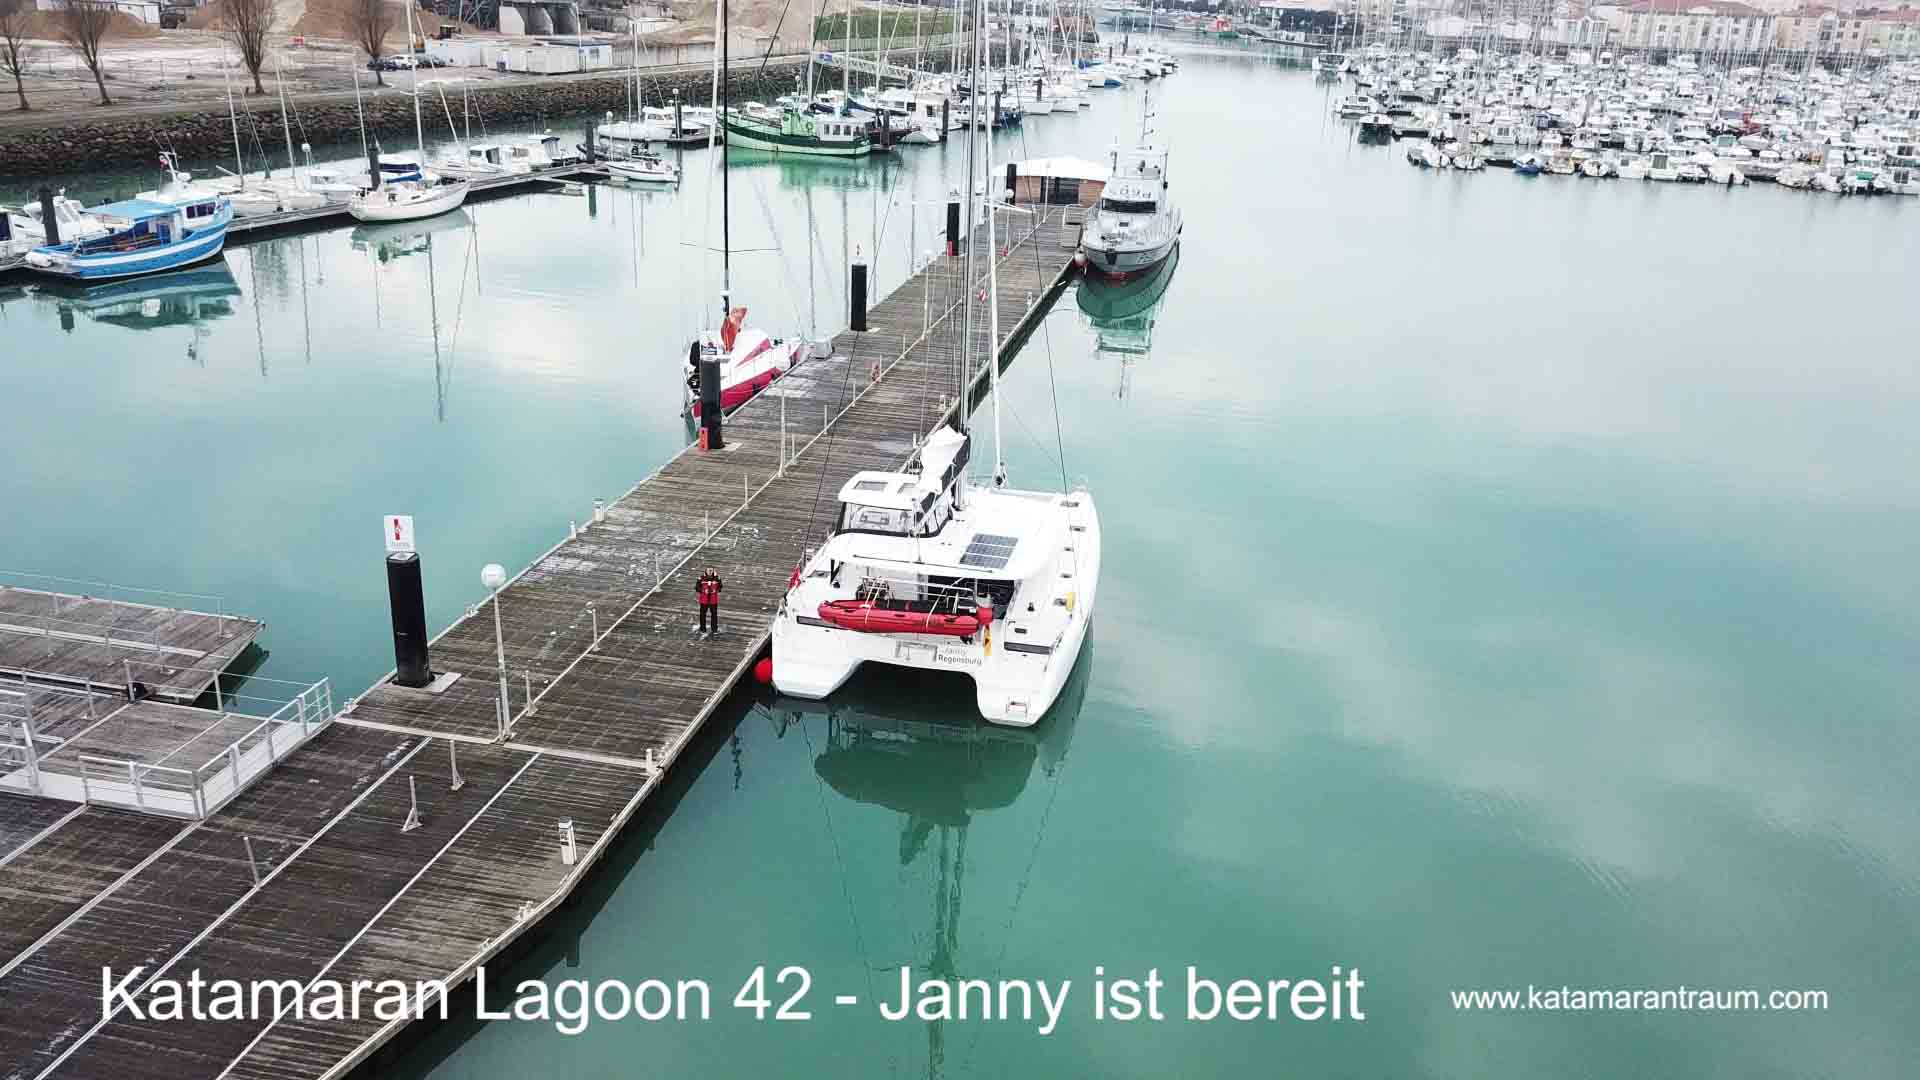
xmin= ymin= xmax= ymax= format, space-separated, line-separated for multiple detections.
xmin=958 ymin=0 xmax=983 ymax=440
xmin=274 ymin=48 xmax=298 ymax=184
xmin=718 ymin=0 xmax=721 ymax=317
xmin=982 ymin=1 xmax=1004 ymax=487
xmin=221 ymin=46 xmax=245 ymax=186
xmin=406 ymin=0 xmax=425 ymax=162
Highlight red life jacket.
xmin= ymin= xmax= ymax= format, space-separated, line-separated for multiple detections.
xmin=697 ymin=575 xmax=721 ymax=605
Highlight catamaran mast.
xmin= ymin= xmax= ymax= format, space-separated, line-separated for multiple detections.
xmin=982 ymin=0 xmax=1005 ymax=487
xmin=721 ymin=0 xmax=732 ymax=321
xmin=959 ymin=0 xmax=983 ymax=442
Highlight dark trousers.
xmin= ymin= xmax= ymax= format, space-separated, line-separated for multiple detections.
xmin=699 ymin=602 xmax=719 ymax=633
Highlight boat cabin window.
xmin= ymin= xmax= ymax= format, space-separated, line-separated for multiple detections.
xmin=185 ymin=201 xmax=216 ymax=220
xmin=1099 ymin=196 xmax=1156 ymax=214
xmin=840 ymin=502 xmax=911 ymax=535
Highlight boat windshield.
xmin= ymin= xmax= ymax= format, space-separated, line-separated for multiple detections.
xmin=1099 ymin=197 xmax=1156 ymax=214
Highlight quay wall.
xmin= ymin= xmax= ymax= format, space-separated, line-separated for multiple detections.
xmin=0 ymin=45 xmax=1004 ymax=178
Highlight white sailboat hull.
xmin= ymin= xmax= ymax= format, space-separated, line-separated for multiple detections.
xmin=347 ymin=181 xmax=471 ymax=223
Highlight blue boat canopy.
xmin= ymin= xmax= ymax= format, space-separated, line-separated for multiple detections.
xmin=87 ymin=198 xmax=186 ymax=220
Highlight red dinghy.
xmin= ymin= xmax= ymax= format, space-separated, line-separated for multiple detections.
xmin=817 ymin=600 xmax=983 ymax=637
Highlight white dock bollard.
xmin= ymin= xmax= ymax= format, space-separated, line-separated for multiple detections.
xmin=558 ymin=819 xmax=578 ymax=866
xmin=592 ymin=498 xmax=606 ymax=524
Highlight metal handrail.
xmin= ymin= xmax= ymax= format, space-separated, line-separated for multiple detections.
xmin=0 ymin=571 xmax=233 ymax=640
xmin=0 ymin=608 xmax=166 ymax=653
xmin=0 ymin=570 xmax=225 ymax=606
xmin=193 ymin=678 xmax=334 ymax=778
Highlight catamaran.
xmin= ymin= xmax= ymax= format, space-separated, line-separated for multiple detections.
xmin=771 ymin=0 xmax=1101 ymax=726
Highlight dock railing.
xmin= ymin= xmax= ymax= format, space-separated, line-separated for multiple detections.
xmin=32 ymin=672 xmax=336 ymax=818
xmin=0 ymin=570 xmax=239 ymax=646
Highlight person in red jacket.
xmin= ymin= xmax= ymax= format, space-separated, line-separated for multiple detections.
xmin=696 ymin=569 xmax=723 ymax=637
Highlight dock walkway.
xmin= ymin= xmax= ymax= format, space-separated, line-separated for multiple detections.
xmin=0 ymin=203 xmax=1080 ymax=1079
xmin=0 ymin=576 xmax=264 ymax=702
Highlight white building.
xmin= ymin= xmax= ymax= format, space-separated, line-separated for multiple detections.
xmin=34 ymin=0 xmax=161 ymax=24
xmin=1607 ymin=0 xmax=1775 ymax=52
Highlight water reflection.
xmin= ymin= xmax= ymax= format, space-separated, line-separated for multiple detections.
xmin=1074 ymin=246 xmax=1179 ymax=400
xmin=350 ymin=210 xmax=475 ymax=262
xmin=769 ymin=654 xmax=1089 ymax=1079
xmin=35 ymin=261 xmax=241 ymax=335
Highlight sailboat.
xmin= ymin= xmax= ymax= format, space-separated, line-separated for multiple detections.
xmin=683 ymin=0 xmax=807 ymax=418
xmin=348 ymin=3 xmax=468 ymax=223
xmin=770 ymin=0 xmax=1102 ymax=727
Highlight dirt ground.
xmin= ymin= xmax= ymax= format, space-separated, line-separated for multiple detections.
xmin=0 ymin=0 xmax=907 ymax=131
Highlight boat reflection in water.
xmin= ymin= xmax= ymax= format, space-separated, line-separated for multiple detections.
xmin=349 ymin=209 xmax=474 ymax=262
xmin=1075 ymin=243 xmax=1178 ymax=399
xmin=36 ymin=259 xmax=242 ymax=336
xmin=772 ymin=651 xmax=1089 ymax=1077
xmin=349 ymin=211 xmax=477 ymax=420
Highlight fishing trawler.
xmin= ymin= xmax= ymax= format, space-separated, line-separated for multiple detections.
xmin=723 ymin=105 xmax=873 ymax=157
xmin=23 ymin=193 xmax=232 ymax=282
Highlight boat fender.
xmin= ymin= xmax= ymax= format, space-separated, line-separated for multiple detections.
xmin=753 ymin=657 xmax=773 ymax=685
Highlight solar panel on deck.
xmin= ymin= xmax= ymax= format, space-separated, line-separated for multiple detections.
xmin=959 ymin=533 xmax=1019 ymax=570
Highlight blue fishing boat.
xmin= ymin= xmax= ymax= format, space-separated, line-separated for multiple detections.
xmin=22 ymin=194 xmax=231 ymax=282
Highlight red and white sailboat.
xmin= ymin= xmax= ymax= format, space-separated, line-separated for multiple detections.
xmin=684 ymin=306 xmax=806 ymax=418
xmin=682 ymin=0 xmax=808 ymax=420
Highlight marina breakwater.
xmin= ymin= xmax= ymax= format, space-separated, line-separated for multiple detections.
xmin=0 ymin=44 xmax=1007 ymax=178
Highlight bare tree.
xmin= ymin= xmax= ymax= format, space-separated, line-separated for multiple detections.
xmin=217 ymin=0 xmax=273 ymax=95
xmin=0 ymin=0 xmax=35 ymax=111
xmin=351 ymin=0 xmax=393 ymax=87
xmin=55 ymin=0 xmax=115 ymax=106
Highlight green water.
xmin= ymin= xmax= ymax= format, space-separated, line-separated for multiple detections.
xmin=5 ymin=45 xmax=1919 ymax=1079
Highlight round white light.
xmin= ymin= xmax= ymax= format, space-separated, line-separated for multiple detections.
xmin=481 ymin=563 xmax=507 ymax=590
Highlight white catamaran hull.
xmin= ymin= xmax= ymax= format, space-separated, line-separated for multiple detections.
xmin=774 ymin=491 xmax=1101 ymax=727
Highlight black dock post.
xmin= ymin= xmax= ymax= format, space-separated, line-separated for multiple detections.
xmin=36 ymin=187 xmax=60 ymax=245
xmin=1005 ymin=161 xmax=1018 ymax=204
xmin=699 ymin=355 xmax=724 ymax=450
xmin=940 ymin=97 xmax=950 ymax=142
xmin=583 ymin=119 xmax=596 ymax=163
xmin=946 ymin=197 xmax=961 ymax=256
xmin=850 ymin=259 xmax=869 ymax=331
xmin=386 ymin=552 xmax=432 ymax=687
xmin=367 ymin=147 xmax=382 ymax=190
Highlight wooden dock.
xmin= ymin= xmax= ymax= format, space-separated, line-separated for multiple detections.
xmin=0 ymin=202 xmax=1081 ymax=1079
xmin=0 ymin=578 xmax=264 ymax=703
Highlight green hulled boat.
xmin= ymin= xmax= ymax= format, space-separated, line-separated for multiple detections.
xmin=723 ymin=107 xmax=872 ymax=157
